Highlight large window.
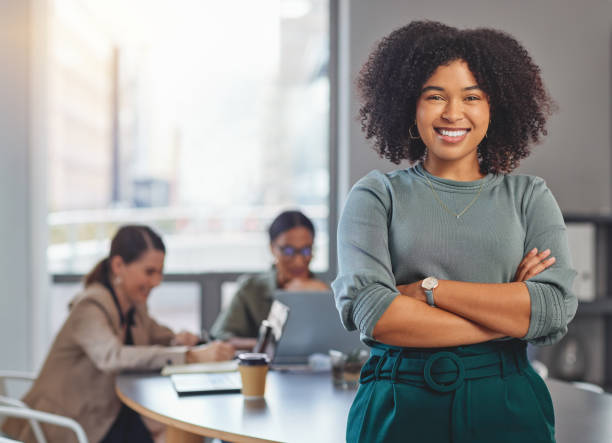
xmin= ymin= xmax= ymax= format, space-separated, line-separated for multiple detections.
xmin=47 ymin=0 xmax=330 ymax=275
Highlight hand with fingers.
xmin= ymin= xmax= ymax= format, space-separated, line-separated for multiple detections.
xmin=396 ymin=247 xmax=556 ymax=300
xmin=513 ymin=248 xmax=556 ymax=282
xmin=171 ymin=331 xmax=201 ymax=346
xmin=185 ymin=341 xmax=236 ymax=363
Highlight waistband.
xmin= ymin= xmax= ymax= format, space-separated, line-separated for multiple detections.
xmin=361 ymin=340 xmax=528 ymax=393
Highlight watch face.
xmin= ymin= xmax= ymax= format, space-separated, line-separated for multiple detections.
xmin=422 ymin=277 xmax=439 ymax=290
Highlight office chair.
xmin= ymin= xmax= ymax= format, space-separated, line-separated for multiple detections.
xmin=571 ymin=381 xmax=605 ymax=394
xmin=526 ymin=360 xmax=604 ymax=394
xmin=0 ymin=371 xmax=36 ymax=397
xmin=530 ymin=360 xmax=549 ymax=379
xmin=0 ymin=405 xmax=88 ymax=443
xmin=0 ymin=396 xmax=46 ymax=443
xmin=0 ymin=371 xmax=47 ymax=441
xmin=1 ymin=371 xmax=88 ymax=442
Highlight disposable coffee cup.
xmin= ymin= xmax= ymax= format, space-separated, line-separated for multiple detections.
xmin=238 ymin=352 xmax=269 ymax=399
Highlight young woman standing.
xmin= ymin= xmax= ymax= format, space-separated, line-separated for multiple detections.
xmin=333 ymin=21 xmax=577 ymax=443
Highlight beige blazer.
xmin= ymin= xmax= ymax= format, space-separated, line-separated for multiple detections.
xmin=2 ymin=283 xmax=187 ymax=443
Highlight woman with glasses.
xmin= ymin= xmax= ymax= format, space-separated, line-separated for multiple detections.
xmin=211 ymin=210 xmax=328 ymax=346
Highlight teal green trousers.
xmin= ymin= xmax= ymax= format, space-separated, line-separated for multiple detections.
xmin=346 ymin=340 xmax=555 ymax=443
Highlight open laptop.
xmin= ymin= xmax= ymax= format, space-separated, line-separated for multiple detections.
xmin=170 ymin=290 xmax=365 ymax=394
xmin=270 ymin=290 xmax=367 ymax=366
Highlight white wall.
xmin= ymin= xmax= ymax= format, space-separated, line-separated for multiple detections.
xmin=338 ymin=0 xmax=612 ymax=214
xmin=0 ymin=0 xmax=49 ymax=372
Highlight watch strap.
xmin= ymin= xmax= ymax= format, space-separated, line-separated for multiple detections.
xmin=425 ymin=288 xmax=435 ymax=307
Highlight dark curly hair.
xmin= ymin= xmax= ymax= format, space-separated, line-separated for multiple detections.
xmin=358 ymin=21 xmax=555 ymax=174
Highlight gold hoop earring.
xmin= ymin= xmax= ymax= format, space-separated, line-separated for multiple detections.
xmin=409 ymin=124 xmax=420 ymax=140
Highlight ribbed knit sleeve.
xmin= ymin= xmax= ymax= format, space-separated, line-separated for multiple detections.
xmin=332 ymin=171 xmax=399 ymax=339
xmin=521 ymin=178 xmax=578 ymax=345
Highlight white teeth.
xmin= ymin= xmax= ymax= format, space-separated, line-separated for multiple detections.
xmin=439 ymin=129 xmax=467 ymax=137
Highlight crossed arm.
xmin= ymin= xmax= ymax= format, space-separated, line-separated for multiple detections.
xmin=336 ymin=173 xmax=577 ymax=349
xmin=372 ymin=248 xmax=556 ymax=348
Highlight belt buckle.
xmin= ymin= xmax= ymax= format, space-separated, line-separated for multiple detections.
xmin=423 ymin=351 xmax=465 ymax=392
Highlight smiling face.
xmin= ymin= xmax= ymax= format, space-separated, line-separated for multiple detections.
xmin=416 ymin=59 xmax=490 ymax=179
xmin=270 ymin=226 xmax=314 ymax=286
xmin=113 ymin=249 xmax=165 ymax=306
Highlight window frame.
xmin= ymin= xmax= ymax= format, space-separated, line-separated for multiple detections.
xmin=51 ymin=0 xmax=340 ymax=333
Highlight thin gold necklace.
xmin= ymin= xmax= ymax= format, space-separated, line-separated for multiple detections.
xmin=423 ymin=173 xmax=484 ymax=219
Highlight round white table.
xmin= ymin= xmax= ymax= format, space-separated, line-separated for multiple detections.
xmin=117 ymin=371 xmax=612 ymax=443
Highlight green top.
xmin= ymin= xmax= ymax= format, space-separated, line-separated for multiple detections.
xmin=332 ymin=164 xmax=578 ymax=347
xmin=210 ymin=269 xmax=277 ymax=340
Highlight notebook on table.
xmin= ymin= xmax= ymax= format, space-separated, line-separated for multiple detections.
xmin=170 ymin=371 xmax=242 ymax=396
xmin=162 ymin=359 xmax=238 ymax=376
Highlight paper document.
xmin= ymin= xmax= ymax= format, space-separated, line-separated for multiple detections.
xmin=161 ymin=359 xmax=238 ymax=376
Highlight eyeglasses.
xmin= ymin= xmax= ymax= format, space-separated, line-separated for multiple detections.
xmin=276 ymin=245 xmax=313 ymax=258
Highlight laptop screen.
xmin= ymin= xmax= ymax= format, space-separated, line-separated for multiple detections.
xmin=253 ymin=299 xmax=289 ymax=361
xmin=268 ymin=291 xmax=366 ymax=365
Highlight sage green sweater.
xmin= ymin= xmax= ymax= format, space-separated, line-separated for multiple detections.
xmin=210 ymin=269 xmax=277 ymax=340
xmin=332 ymin=163 xmax=577 ymax=347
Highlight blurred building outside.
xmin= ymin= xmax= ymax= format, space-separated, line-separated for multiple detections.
xmin=47 ymin=0 xmax=330 ymax=339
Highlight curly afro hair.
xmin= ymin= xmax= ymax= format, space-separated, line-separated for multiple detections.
xmin=357 ymin=21 xmax=556 ymax=174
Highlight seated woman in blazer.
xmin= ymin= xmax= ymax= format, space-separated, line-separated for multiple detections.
xmin=3 ymin=225 xmax=235 ymax=443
